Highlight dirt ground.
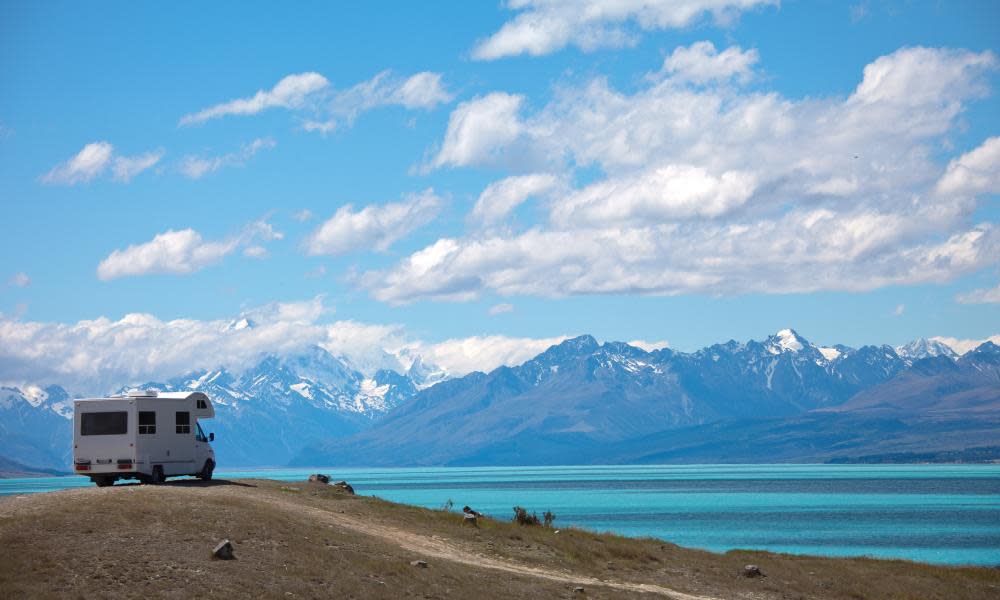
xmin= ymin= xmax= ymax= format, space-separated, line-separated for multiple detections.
xmin=0 ymin=478 xmax=997 ymax=599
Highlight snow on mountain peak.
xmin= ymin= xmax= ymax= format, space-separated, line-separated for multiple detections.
xmin=770 ymin=328 xmax=806 ymax=353
xmin=817 ymin=347 xmax=842 ymax=361
xmin=896 ymin=338 xmax=958 ymax=360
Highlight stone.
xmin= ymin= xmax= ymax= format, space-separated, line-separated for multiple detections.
xmin=212 ymin=539 xmax=235 ymax=560
xmin=410 ymin=560 xmax=428 ymax=568
xmin=743 ymin=564 xmax=764 ymax=578
xmin=574 ymin=586 xmax=585 ymax=593
xmin=308 ymin=474 xmax=330 ymax=484
xmin=333 ymin=480 xmax=355 ymax=494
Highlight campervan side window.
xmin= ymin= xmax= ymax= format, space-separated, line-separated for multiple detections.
xmin=197 ymin=399 xmax=207 ymax=410
xmin=175 ymin=411 xmax=191 ymax=434
xmin=138 ymin=411 xmax=156 ymax=434
xmin=81 ymin=411 xmax=127 ymax=436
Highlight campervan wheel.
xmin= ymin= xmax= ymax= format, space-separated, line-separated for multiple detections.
xmin=150 ymin=465 xmax=165 ymax=485
xmin=198 ymin=459 xmax=215 ymax=481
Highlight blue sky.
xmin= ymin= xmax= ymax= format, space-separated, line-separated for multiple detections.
xmin=1 ymin=1 xmax=999 ymax=388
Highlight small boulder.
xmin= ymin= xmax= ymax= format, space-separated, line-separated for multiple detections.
xmin=573 ymin=586 xmax=585 ymax=593
xmin=743 ymin=564 xmax=764 ymax=578
xmin=333 ymin=480 xmax=355 ymax=494
xmin=212 ymin=539 xmax=235 ymax=560
xmin=308 ymin=474 xmax=330 ymax=484
xmin=410 ymin=560 xmax=428 ymax=568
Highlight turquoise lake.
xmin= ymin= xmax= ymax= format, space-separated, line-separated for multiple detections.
xmin=2 ymin=464 xmax=998 ymax=567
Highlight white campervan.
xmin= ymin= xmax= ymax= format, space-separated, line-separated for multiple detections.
xmin=73 ymin=389 xmax=217 ymax=487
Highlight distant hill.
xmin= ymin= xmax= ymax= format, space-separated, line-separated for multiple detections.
xmin=0 ymin=454 xmax=69 ymax=478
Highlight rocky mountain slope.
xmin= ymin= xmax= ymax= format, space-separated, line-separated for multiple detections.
xmin=297 ymin=331 xmax=999 ymax=466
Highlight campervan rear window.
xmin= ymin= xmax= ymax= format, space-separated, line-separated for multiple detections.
xmin=81 ymin=411 xmax=127 ymax=436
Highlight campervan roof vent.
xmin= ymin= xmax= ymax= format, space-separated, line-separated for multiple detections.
xmin=127 ymin=389 xmax=159 ymax=398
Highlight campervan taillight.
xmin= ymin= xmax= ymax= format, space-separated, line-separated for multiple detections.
xmin=117 ymin=459 xmax=133 ymax=470
xmin=74 ymin=459 xmax=91 ymax=472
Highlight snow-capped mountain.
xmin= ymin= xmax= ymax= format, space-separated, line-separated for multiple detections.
xmin=300 ymin=330 xmax=995 ymax=467
xmin=121 ymin=345 xmax=429 ymax=465
xmin=896 ymin=338 xmax=959 ymax=360
xmin=0 ymin=385 xmax=74 ymax=470
xmin=4 ymin=330 xmax=997 ymax=472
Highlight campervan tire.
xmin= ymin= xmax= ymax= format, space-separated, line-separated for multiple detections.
xmin=150 ymin=465 xmax=165 ymax=485
xmin=198 ymin=459 xmax=215 ymax=481
xmin=93 ymin=476 xmax=114 ymax=488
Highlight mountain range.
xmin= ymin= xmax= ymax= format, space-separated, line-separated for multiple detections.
xmin=2 ymin=329 xmax=998 ymax=472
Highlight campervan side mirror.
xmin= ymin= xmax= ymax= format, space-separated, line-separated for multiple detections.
xmin=209 ymin=432 xmax=215 ymax=442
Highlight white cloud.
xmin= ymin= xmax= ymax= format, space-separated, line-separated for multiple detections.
xmin=41 ymin=142 xmax=113 ymax=185
xmin=930 ymin=334 xmax=1000 ymax=355
xmin=627 ymin=339 xmax=669 ymax=351
xmin=382 ymin=46 xmax=999 ymax=303
xmin=179 ymin=69 xmax=452 ymax=132
xmin=293 ymin=209 xmax=314 ymax=222
xmin=431 ymin=93 xmax=528 ymax=169
xmin=393 ymin=72 xmax=454 ymax=109
xmin=936 ymin=137 xmax=1000 ymax=198
xmin=180 ymin=137 xmax=276 ymax=179
xmin=0 ymin=299 xmax=566 ymax=393
xmin=956 ymin=282 xmax=1000 ymax=304
xmin=654 ymin=41 xmax=759 ymax=84
xmin=305 ymin=189 xmax=442 ymax=256
xmin=488 ymin=303 xmax=515 ymax=315
xmin=408 ymin=334 xmax=568 ymax=376
xmin=552 ymin=164 xmax=757 ymax=226
xmin=8 ymin=272 xmax=30 ymax=288
xmin=43 ymin=142 xmax=164 ymax=185
xmin=179 ymin=72 xmax=330 ymax=125
xmin=472 ymin=0 xmax=777 ymax=60
xmin=96 ymin=219 xmax=283 ymax=280
xmin=112 ymin=149 xmax=164 ymax=182
xmin=893 ymin=304 xmax=906 ymax=316
xmin=471 ymin=173 xmax=562 ymax=227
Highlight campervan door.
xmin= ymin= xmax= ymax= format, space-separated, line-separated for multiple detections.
xmin=134 ymin=396 xmax=196 ymax=476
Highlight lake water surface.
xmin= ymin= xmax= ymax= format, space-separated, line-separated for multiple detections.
xmin=3 ymin=464 xmax=998 ymax=566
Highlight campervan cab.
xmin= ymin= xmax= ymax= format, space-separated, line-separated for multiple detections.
xmin=73 ymin=390 xmax=216 ymax=487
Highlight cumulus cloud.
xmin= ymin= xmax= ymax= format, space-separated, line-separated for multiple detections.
xmin=407 ymin=334 xmax=568 ymax=376
xmin=930 ymin=334 xmax=1000 ymax=355
xmin=180 ymin=72 xmax=330 ymax=125
xmin=471 ymin=173 xmax=563 ymax=227
xmin=956 ymin=282 xmax=1000 ymax=304
xmin=936 ymin=137 xmax=1000 ymax=198
xmin=653 ymin=41 xmax=759 ymax=84
xmin=96 ymin=219 xmax=283 ymax=280
xmin=431 ymin=93 xmax=528 ymax=169
xmin=41 ymin=142 xmax=113 ymax=185
xmin=0 ymin=298 xmax=567 ymax=393
xmin=8 ymin=272 xmax=30 ymax=288
xmin=488 ymin=303 xmax=515 ymax=315
xmin=472 ymin=0 xmax=777 ymax=60
xmin=552 ymin=165 xmax=757 ymax=225
xmin=378 ymin=46 xmax=999 ymax=304
xmin=180 ymin=137 xmax=275 ymax=179
xmin=305 ymin=189 xmax=442 ymax=256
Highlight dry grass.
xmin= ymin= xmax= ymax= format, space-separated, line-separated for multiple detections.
xmin=0 ymin=478 xmax=997 ymax=600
